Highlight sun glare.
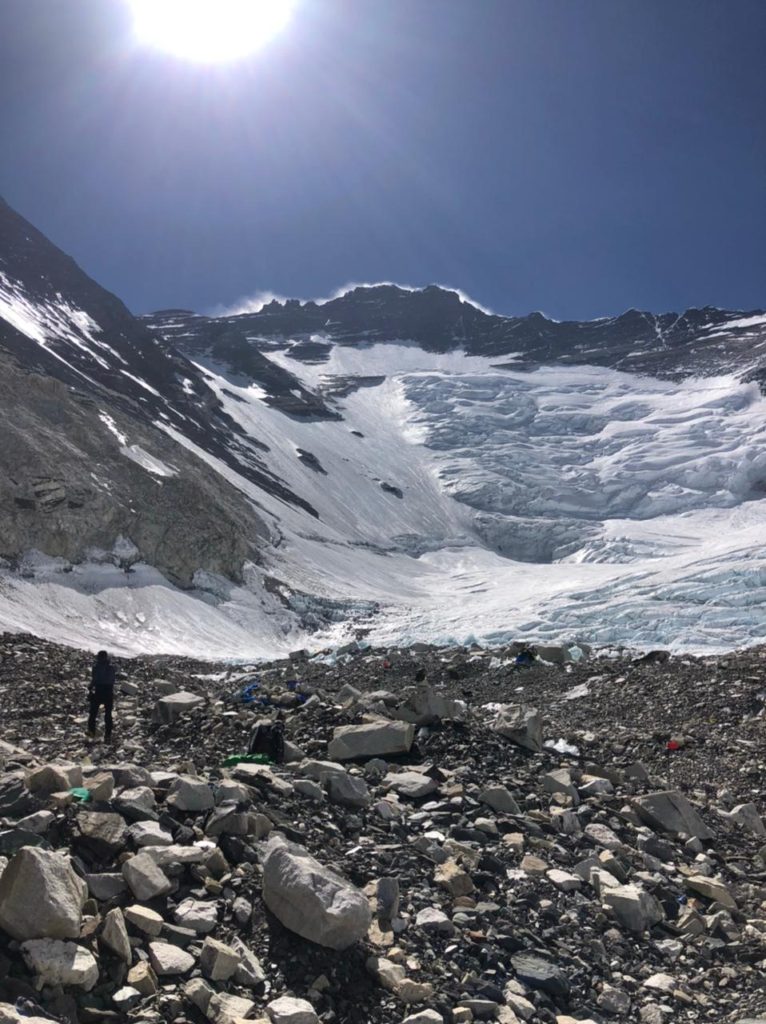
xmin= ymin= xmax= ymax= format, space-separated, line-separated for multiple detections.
xmin=129 ymin=0 xmax=292 ymax=63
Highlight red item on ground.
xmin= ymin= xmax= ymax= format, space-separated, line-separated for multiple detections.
xmin=666 ymin=739 xmax=680 ymax=751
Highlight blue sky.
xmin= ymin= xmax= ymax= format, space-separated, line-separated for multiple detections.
xmin=1 ymin=0 xmax=764 ymax=320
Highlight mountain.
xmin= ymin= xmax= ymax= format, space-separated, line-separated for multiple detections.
xmin=143 ymin=282 xmax=766 ymax=381
xmin=1 ymin=197 xmax=765 ymax=656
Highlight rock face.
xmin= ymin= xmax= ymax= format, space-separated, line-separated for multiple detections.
xmin=261 ymin=836 xmax=372 ymax=950
xmin=0 ymin=848 xmax=86 ymax=940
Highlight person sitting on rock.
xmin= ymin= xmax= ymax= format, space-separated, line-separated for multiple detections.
xmin=87 ymin=649 xmax=116 ymax=742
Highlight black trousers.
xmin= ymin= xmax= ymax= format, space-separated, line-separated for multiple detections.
xmin=88 ymin=686 xmax=113 ymax=738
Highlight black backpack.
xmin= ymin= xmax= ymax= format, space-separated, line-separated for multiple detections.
xmin=247 ymin=721 xmax=285 ymax=763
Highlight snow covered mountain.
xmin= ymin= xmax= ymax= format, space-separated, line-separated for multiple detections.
xmin=1 ymin=198 xmax=765 ymax=656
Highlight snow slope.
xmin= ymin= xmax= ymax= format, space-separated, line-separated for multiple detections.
xmin=2 ymin=342 xmax=764 ymax=656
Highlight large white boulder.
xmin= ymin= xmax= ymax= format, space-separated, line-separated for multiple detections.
xmin=0 ymin=848 xmax=87 ymax=941
xmin=328 ymin=720 xmax=414 ymax=761
xmin=261 ymin=836 xmax=371 ymax=950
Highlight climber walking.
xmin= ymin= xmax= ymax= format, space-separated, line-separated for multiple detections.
xmin=87 ymin=650 xmax=116 ymax=742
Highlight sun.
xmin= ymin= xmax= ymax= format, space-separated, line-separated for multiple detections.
xmin=128 ymin=0 xmax=293 ymax=63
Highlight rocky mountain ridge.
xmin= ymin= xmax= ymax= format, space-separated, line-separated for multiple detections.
xmin=144 ymin=285 xmax=766 ymax=389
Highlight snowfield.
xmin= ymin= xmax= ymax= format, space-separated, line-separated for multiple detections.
xmin=2 ymin=342 xmax=765 ymax=657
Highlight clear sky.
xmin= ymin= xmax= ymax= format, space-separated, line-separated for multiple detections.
xmin=1 ymin=0 xmax=764 ymax=320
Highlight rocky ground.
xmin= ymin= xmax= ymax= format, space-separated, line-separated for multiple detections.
xmin=0 ymin=632 xmax=765 ymax=1024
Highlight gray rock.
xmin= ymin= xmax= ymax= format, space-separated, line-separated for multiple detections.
xmin=166 ymin=774 xmax=214 ymax=812
xmin=261 ymin=835 xmax=372 ymax=950
xmin=85 ymin=872 xmax=127 ymax=901
xmin=633 ymin=790 xmax=712 ymax=840
xmin=151 ymin=691 xmax=205 ymax=725
xmin=25 ymin=763 xmax=82 ymax=795
xmin=74 ymin=811 xmax=128 ymax=858
xmin=125 ymin=903 xmax=164 ymax=936
xmin=492 ymin=704 xmax=543 ymax=752
xmin=21 ymin=939 xmax=98 ymax=990
xmin=101 ymin=907 xmax=132 ymax=963
xmin=328 ymin=720 xmax=415 ymax=761
xmin=267 ymin=995 xmax=320 ymax=1024
xmin=174 ymin=897 xmax=218 ymax=933
xmin=209 ymin=993 xmax=256 ymax=1024
xmin=231 ymin=936 xmax=266 ymax=988
xmin=148 ymin=940 xmax=195 ymax=975
xmin=383 ymin=770 xmax=439 ymax=799
xmin=603 ymin=884 xmax=665 ymax=932
xmin=122 ymin=852 xmax=172 ymax=900
xmin=325 ymin=772 xmax=371 ymax=808
xmin=200 ymin=936 xmax=241 ymax=981
xmin=0 ymin=848 xmax=86 ymax=940
xmin=129 ymin=820 xmax=174 ymax=847
xmin=479 ymin=785 xmax=520 ymax=814
xmin=511 ymin=951 xmax=569 ymax=998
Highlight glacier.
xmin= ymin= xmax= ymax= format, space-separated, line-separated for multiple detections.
xmin=1 ymin=341 xmax=765 ymax=657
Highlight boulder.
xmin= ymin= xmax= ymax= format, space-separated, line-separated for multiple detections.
xmin=492 ymin=705 xmax=543 ymax=752
xmin=200 ymin=936 xmax=241 ymax=981
xmin=128 ymin=960 xmax=159 ymax=995
xmin=151 ymin=690 xmax=205 ymax=725
xmin=148 ymin=940 xmax=195 ymax=975
xmin=129 ymin=820 xmax=174 ymax=847
xmin=603 ymin=884 xmax=665 ymax=932
xmin=101 ymin=907 xmax=132 ymax=963
xmin=125 ymin=903 xmax=164 ymax=936
xmin=174 ymin=897 xmax=218 ymax=933
xmin=261 ymin=835 xmax=371 ymax=950
xmin=325 ymin=773 xmax=371 ymax=808
xmin=74 ymin=811 xmax=128 ymax=859
xmin=209 ymin=993 xmax=256 ymax=1024
xmin=511 ymin=951 xmax=570 ymax=999
xmin=396 ymin=684 xmax=466 ymax=725
xmin=383 ymin=771 xmax=439 ymax=799
xmin=21 ymin=939 xmax=98 ymax=990
xmin=479 ymin=785 xmax=520 ymax=814
xmin=0 ymin=848 xmax=86 ymax=940
xmin=166 ymin=775 xmax=214 ymax=812
xmin=328 ymin=721 xmax=414 ymax=761
xmin=633 ymin=791 xmax=712 ymax=840
xmin=122 ymin=852 xmax=172 ymax=900
xmin=267 ymin=996 xmax=319 ymax=1024
xmin=684 ymin=874 xmax=737 ymax=909
xmin=25 ymin=763 xmax=82 ymax=795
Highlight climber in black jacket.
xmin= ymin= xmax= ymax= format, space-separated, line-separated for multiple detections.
xmin=87 ymin=650 xmax=116 ymax=742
